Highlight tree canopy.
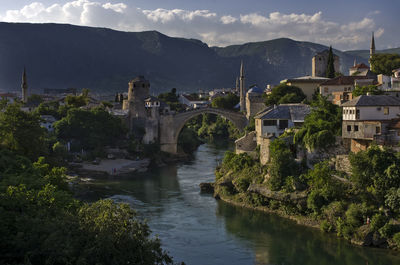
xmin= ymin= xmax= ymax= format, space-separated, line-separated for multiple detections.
xmin=352 ymin=85 xmax=383 ymax=97
xmin=211 ymin=93 xmax=239 ymax=110
xmin=264 ymin=83 xmax=306 ymax=106
xmin=370 ymin=53 xmax=400 ymax=76
xmin=294 ymin=95 xmax=341 ymax=151
xmin=326 ymin=46 xmax=335 ymax=78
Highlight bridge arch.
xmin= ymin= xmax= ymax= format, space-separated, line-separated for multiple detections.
xmin=159 ymin=107 xmax=248 ymax=154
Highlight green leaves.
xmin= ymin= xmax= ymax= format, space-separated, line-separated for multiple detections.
xmin=264 ymin=83 xmax=306 ymax=105
xmin=370 ymin=53 xmax=400 ymax=76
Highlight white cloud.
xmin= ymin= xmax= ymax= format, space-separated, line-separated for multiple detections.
xmin=0 ymin=1 xmax=385 ymax=50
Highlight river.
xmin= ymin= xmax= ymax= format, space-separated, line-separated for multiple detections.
xmin=76 ymin=143 xmax=400 ymax=265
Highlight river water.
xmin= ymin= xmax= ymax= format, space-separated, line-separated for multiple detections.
xmin=76 ymin=143 xmax=400 ymax=265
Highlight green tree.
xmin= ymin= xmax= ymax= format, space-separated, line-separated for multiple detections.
xmin=264 ymin=83 xmax=306 ymax=105
xmin=0 ymin=103 xmax=47 ymax=161
xmin=211 ymin=93 xmax=240 ymax=110
xmin=27 ymin=94 xmax=44 ymax=106
xmin=294 ymin=95 xmax=341 ymax=151
xmin=268 ymin=138 xmax=300 ymax=191
xmin=352 ymin=85 xmax=383 ymax=97
xmin=326 ymin=46 xmax=335 ymax=78
xmin=158 ymin=88 xmax=185 ymax=111
xmin=370 ymin=53 xmax=400 ymax=75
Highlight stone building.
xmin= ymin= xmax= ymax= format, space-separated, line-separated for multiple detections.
xmin=312 ymin=50 xmax=340 ymax=77
xmin=282 ymin=76 xmax=329 ymax=101
xmin=245 ymin=86 xmax=265 ymax=119
xmin=342 ymin=95 xmax=400 ymax=152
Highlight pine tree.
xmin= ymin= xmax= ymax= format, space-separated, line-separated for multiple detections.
xmin=326 ymin=46 xmax=335 ymax=78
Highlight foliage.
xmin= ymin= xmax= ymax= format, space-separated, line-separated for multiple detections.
xmin=370 ymin=53 xmax=400 ymax=76
xmin=305 ymin=162 xmax=344 ymax=213
xmin=222 ymin=151 xmax=254 ymax=172
xmin=352 ymin=85 xmax=383 ymax=97
xmin=0 ymin=103 xmax=47 ymax=161
xmin=211 ymin=93 xmax=239 ymax=110
xmin=370 ymin=213 xmax=388 ymax=232
xmin=349 ymin=145 xmax=400 ymax=205
xmin=158 ymin=88 xmax=185 ymax=112
xmin=320 ymin=220 xmax=333 ymax=232
xmin=0 ymin=150 xmax=174 ymax=265
xmin=264 ymin=83 xmax=306 ymax=105
xmin=393 ymin=232 xmax=400 ymax=248
xmin=294 ymin=95 xmax=341 ymax=151
xmin=267 ymin=138 xmax=300 ymax=191
xmin=65 ymin=88 xmax=89 ymax=108
xmin=27 ymin=94 xmax=44 ymax=106
xmin=326 ymin=46 xmax=335 ymax=78
xmin=178 ymin=127 xmax=203 ymax=154
xmin=385 ymin=188 xmax=400 ymax=213
xmin=35 ymin=101 xmax=62 ymax=119
xmin=54 ymin=107 xmax=126 ymax=151
xmin=345 ymin=203 xmax=366 ymax=227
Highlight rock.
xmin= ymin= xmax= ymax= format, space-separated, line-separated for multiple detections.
xmin=199 ymin=182 xmax=214 ymax=194
xmin=247 ymin=184 xmax=308 ymax=202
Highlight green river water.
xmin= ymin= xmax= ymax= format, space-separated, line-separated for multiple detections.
xmin=75 ymin=143 xmax=400 ymax=265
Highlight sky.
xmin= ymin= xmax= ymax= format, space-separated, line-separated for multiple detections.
xmin=0 ymin=0 xmax=399 ymax=51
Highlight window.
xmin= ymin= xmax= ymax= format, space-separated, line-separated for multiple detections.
xmin=356 ymin=109 xmax=360 ymax=119
xmin=324 ymin=87 xmax=328 ymax=93
xmin=263 ymin=120 xmax=277 ymax=126
xmin=384 ymin=107 xmax=389 ymax=115
xmin=354 ymin=125 xmax=359 ymax=131
xmin=347 ymin=125 xmax=352 ymax=132
xmin=279 ymin=120 xmax=289 ymax=129
xmin=376 ymin=126 xmax=381 ymax=134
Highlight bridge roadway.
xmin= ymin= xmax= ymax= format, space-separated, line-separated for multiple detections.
xmin=159 ymin=107 xmax=248 ymax=154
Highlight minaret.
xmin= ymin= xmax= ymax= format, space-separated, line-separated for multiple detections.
xmin=369 ymin=32 xmax=375 ymax=63
xmin=353 ymin=58 xmax=357 ymax=67
xmin=240 ymin=61 xmax=246 ymax=113
xmin=235 ymin=77 xmax=239 ymax=93
xmin=21 ymin=67 xmax=28 ymax=103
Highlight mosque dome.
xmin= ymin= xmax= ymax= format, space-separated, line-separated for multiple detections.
xmin=247 ymin=86 xmax=263 ymax=94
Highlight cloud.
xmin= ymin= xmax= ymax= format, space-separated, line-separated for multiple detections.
xmin=0 ymin=0 xmax=385 ymax=50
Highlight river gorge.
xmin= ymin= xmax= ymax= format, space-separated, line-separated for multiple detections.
xmin=75 ymin=143 xmax=400 ymax=265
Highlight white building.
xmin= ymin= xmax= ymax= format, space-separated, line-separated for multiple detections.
xmin=40 ymin=115 xmax=57 ymax=132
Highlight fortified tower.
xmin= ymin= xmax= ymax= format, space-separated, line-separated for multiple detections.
xmin=21 ymin=67 xmax=28 ymax=103
xmin=123 ymin=75 xmax=150 ymax=132
xmin=312 ymin=50 xmax=340 ymax=77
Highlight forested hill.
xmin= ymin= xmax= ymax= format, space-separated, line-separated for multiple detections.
xmin=0 ymin=22 xmax=397 ymax=94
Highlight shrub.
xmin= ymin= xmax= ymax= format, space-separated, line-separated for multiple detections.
xmin=393 ymin=232 xmax=400 ymax=248
xmin=345 ymin=203 xmax=365 ymax=227
xmin=370 ymin=213 xmax=388 ymax=232
xmin=320 ymin=220 xmax=333 ymax=233
xmin=379 ymin=223 xmax=396 ymax=238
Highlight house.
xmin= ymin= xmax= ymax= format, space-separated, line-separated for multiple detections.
xmin=254 ymin=104 xmax=311 ymax=144
xmin=0 ymin=92 xmax=17 ymax=104
xmin=40 ymin=115 xmax=57 ymax=132
xmin=349 ymin=63 xmax=376 ymax=79
xmin=179 ymin=94 xmax=209 ymax=109
xmin=319 ymin=76 xmax=376 ymax=104
xmin=341 ymin=95 xmax=400 ymax=152
xmin=245 ymin=86 xmax=265 ymax=119
xmin=282 ymin=76 xmax=330 ymax=101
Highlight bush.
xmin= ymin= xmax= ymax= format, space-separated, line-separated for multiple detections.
xmin=320 ymin=220 xmax=333 ymax=233
xmin=379 ymin=223 xmax=397 ymax=238
xmin=307 ymin=190 xmax=326 ymax=213
xmin=345 ymin=203 xmax=366 ymax=227
xmin=393 ymin=232 xmax=400 ymax=248
xmin=370 ymin=213 xmax=388 ymax=232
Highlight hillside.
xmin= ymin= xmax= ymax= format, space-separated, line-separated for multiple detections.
xmin=0 ymin=22 xmax=395 ymax=94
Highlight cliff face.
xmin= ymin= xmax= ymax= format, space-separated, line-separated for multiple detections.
xmin=0 ymin=22 xmax=397 ymax=94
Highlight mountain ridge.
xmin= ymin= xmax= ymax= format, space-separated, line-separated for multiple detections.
xmin=0 ymin=22 xmax=398 ymax=94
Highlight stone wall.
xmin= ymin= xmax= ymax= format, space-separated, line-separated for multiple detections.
xmin=259 ymin=136 xmax=273 ymax=165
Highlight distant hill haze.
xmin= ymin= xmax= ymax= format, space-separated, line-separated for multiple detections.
xmin=0 ymin=22 xmax=399 ymax=94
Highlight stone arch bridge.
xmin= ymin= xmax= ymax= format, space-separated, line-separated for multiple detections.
xmin=159 ymin=107 xmax=248 ymax=154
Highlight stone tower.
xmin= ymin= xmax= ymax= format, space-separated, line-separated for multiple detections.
xmin=21 ymin=67 xmax=28 ymax=103
xmin=123 ymin=76 xmax=150 ymax=131
xmin=312 ymin=50 xmax=340 ymax=77
xmin=370 ymin=31 xmax=375 ymax=64
xmin=240 ymin=61 xmax=246 ymax=112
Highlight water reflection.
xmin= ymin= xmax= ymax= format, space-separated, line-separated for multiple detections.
xmin=75 ymin=143 xmax=400 ymax=265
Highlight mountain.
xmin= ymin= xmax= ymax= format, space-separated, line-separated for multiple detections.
xmin=0 ymin=22 xmax=396 ymax=95
xmin=344 ymin=48 xmax=400 ymax=62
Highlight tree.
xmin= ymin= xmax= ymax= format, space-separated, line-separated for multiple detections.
xmin=211 ymin=93 xmax=239 ymax=110
xmin=370 ymin=53 xmax=400 ymax=76
xmin=0 ymin=103 xmax=47 ymax=161
xmin=264 ymin=83 xmax=306 ymax=106
xmin=326 ymin=46 xmax=335 ymax=78
xmin=54 ymin=107 xmax=126 ymax=151
xmin=158 ymin=88 xmax=184 ymax=111
xmin=27 ymin=94 xmax=44 ymax=106
xmin=268 ymin=138 xmax=300 ymax=191
xmin=294 ymin=95 xmax=341 ymax=151
xmin=352 ymin=85 xmax=383 ymax=97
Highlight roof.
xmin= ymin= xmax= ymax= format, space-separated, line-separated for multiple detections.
xmin=144 ymin=96 xmax=159 ymax=102
xmin=351 ymin=63 xmax=369 ymax=69
xmin=283 ymin=76 xmax=330 ymax=84
xmin=319 ymin=76 xmax=369 ymax=86
xmin=341 ymin=95 xmax=400 ymax=107
xmin=254 ymin=104 xmax=311 ymax=122
xmin=247 ymin=86 xmax=264 ymax=94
